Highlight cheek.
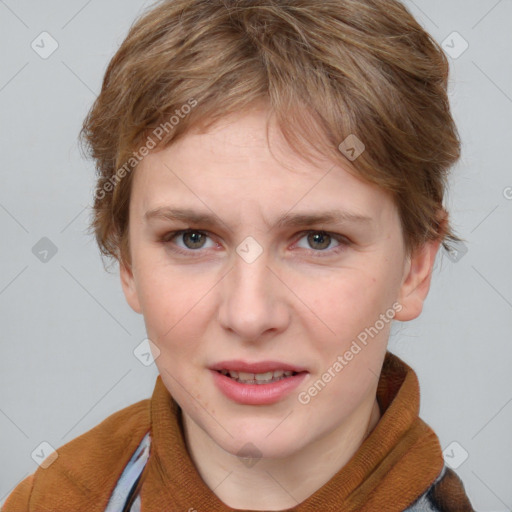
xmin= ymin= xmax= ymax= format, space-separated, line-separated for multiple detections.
xmin=305 ymin=268 xmax=394 ymax=338
xmin=135 ymin=268 xmax=204 ymax=347
xmin=297 ymin=271 xmax=399 ymax=393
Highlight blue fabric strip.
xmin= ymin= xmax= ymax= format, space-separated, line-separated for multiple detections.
xmin=104 ymin=431 xmax=151 ymax=512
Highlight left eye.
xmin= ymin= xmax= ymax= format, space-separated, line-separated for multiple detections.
xmin=294 ymin=231 xmax=347 ymax=253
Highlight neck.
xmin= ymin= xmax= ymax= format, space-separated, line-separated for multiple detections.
xmin=182 ymin=393 xmax=381 ymax=511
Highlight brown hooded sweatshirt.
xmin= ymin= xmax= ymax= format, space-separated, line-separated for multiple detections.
xmin=2 ymin=351 xmax=474 ymax=511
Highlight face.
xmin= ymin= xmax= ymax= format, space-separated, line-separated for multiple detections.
xmin=121 ymin=106 xmax=439 ymax=460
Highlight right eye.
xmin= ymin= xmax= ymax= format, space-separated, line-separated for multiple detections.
xmin=160 ymin=229 xmax=217 ymax=256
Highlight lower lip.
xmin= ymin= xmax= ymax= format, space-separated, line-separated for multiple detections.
xmin=210 ymin=370 xmax=308 ymax=405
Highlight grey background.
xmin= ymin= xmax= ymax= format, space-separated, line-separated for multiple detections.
xmin=0 ymin=0 xmax=511 ymax=510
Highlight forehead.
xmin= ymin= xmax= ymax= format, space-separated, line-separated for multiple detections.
xmin=130 ymin=108 xmax=396 ymax=226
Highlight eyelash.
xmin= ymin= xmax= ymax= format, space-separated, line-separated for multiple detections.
xmin=159 ymin=229 xmax=351 ymax=258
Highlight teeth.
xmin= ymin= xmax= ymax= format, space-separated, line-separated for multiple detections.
xmin=255 ymin=371 xmax=275 ymax=381
xmin=219 ymin=369 xmax=295 ymax=384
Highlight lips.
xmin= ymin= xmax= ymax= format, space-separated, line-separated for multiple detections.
xmin=210 ymin=364 xmax=309 ymax=405
xmin=209 ymin=360 xmax=308 ymax=374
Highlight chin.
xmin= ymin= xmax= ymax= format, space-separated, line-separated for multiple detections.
xmin=216 ymin=430 xmax=302 ymax=461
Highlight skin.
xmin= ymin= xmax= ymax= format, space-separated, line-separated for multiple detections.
xmin=120 ymin=106 xmax=442 ymax=510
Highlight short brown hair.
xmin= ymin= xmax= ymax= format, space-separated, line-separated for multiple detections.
xmin=80 ymin=0 xmax=463 ymax=270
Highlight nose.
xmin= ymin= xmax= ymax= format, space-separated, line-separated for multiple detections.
xmin=217 ymin=248 xmax=290 ymax=344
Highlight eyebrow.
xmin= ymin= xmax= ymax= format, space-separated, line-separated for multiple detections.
xmin=144 ymin=207 xmax=373 ymax=230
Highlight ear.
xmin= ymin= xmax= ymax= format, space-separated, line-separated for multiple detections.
xmin=120 ymin=259 xmax=142 ymax=314
xmin=394 ymin=235 xmax=443 ymax=322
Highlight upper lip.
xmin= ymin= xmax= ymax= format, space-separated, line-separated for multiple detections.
xmin=209 ymin=360 xmax=308 ymax=373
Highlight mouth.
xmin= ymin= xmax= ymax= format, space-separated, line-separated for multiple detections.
xmin=209 ymin=362 xmax=309 ymax=405
xmin=209 ymin=360 xmax=309 ymax=386
xmin=215 ymin=369 xmax=303 ymax=385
